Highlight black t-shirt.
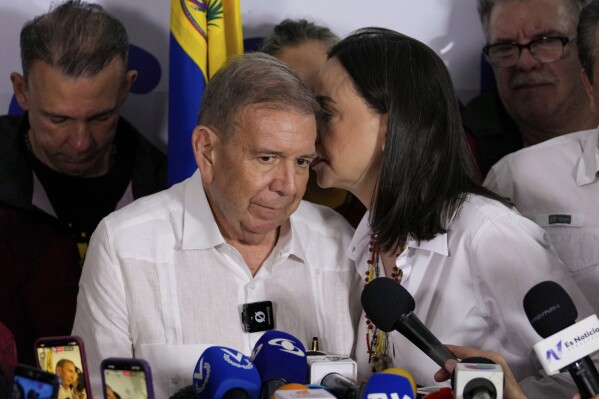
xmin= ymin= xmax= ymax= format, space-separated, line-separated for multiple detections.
xmin=28 ymin=135 xmax=133 ymax=262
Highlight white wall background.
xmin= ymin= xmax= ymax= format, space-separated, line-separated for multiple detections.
xmin=0 ymin=0 xmax=487 ymax=154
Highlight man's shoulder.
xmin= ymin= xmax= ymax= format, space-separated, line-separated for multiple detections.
xmin=0 ymin=114 xmax=34 ymax=208
xmin=492 ymin=129 xmax=593 ymax=173
xmin=0 ymin=114 xmax=25 ymax=147
xmin=291 ymin=200 xmax=354 ymax=240
xmin=0 ymin=114 xmax=21 ymax=129
xmin=103 ymin=181 xmax=183 ymax=231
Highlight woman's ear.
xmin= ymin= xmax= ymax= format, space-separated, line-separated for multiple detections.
xmin=380 ymin=113 xmax=389 ymax=151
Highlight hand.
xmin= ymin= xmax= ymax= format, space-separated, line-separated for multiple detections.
xmin=571 ymin=395 xmax=599 ymax=399
xmin=433 ymin=344 xmax=527 ymax=399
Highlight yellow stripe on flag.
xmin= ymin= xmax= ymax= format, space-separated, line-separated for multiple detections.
xmin=170 ymin=0 xmax=242 ymax=81
xmin=170 ymin=0 xmax=209 ymax=81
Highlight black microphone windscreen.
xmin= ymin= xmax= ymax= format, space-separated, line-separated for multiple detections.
xmin=523 ymin=280 xmax=578 ymax=338
xmin=361 ymin=277 xmax=416 ymax=332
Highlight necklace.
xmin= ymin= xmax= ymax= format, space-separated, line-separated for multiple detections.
xmin=364 ymin=235 xmax=404 ymax=373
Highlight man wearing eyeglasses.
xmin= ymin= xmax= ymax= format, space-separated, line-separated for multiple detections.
xmin=463 ymin=0 xmax=598 ymax=174
xmin=484 ymin=0 xmax=599 ymax=315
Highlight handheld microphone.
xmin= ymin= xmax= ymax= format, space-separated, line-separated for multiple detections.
xmin=193 ymin=346 xmax=261 ymax=399
xmin=524 ymin=280 xmax=599 ymax=399
xmin=451 ymin=357 xmax=503 ymax=399
xmin=361 ymin=369 xmax=417 ymax=399
xmin=361 ymin=277 xmax=456 ymax=367
xmin=250 ymin=330 xmax=308 ymax=399
xmin=319 ymin=372 xmax=360 ymax=399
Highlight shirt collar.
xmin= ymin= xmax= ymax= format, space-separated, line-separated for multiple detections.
xmin=181 ymin=170 xmax=302 ymax=262
xmin=182 ymin=170 xmax=226 ymax=250
xmin=576 ymin=129 xmax=599 ymax=186
xmin=346 ymin=211 xmax=449 ymax=260
xmin=406 ymin=232 xmax=449 ymax=256
xmin=283 ymin=213 xmax=305 ymax=263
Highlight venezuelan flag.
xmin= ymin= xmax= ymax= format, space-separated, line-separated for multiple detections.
xmin=168 ymin=0 xmax=243 ymax=185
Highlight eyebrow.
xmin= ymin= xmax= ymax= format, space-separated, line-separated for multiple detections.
xmin=317 ymin=94 xmax=335 ymax=105
xmin=492 ymin=29 xmax=569 ymax=44
xmin=40 ymin=106 xmax=118 ymax=120
xmin=252 ymin=148 xmax=317 ymax=159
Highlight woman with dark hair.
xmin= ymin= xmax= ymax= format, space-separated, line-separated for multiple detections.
xmin=312 ymin=27 xmax=594 ymax=392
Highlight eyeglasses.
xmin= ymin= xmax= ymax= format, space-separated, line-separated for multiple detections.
xmin=483 ymin=36 xmax=573 ymax=68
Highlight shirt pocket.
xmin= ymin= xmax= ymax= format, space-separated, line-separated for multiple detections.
xmin=137 ymin=343 xmax=212 ymax=397
xmin=540 ymin=223 xmax=599 ymax=272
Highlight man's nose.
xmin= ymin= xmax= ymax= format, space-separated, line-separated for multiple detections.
xmin=270 ymin=162 xmax=297 ymax=195
xmin=70 ymin=122 xmax=93 ymax=152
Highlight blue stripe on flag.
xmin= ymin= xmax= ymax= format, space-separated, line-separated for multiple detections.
xmin=167 ymin=33 xmax=207 ymax=186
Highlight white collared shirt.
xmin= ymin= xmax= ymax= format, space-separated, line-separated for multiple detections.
xmin=349 ymin=195 xmax=594 ymax=394
xmin=72 ymin=170 xmax=361 ymax=399
xmin=484 ymin=129 xmax=599 ymax=314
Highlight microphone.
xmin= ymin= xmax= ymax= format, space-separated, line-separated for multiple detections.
xmin=306 ymin=353 xmax=359 ymax=398
xmin=250 ymin=330 xmax=308 ymax=399
xmin=319 ymin=372 xmax=360 ymax=399
xmin=524 ymin=281 xmax=599 ymax=399
xmin=361 ymin=369 xmax=417 ymax=399
xmin=361 ymin=277 xmax=456 ymax=367
xmin=451 ymin=357 xmax=503 ymax=399
xmin=193 ymin=346 xmax=261 ymax=399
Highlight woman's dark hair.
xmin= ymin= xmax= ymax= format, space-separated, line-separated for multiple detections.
xmin=328 ymin=27 xmax=508 ymax=252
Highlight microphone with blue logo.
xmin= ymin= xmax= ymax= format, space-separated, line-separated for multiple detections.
xmin=361 ymin=368 xmax=417 ymax=399
xmin=250 ymin=330 xmax=308 ymax=399
xmin=524 ymin=280 xmax=599 ymax=399
xmin=193 ymin=346 xmax=261 ymax=399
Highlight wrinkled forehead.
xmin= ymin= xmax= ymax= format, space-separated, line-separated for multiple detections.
xmin=488 ymin=0 xmax=576 ymax=41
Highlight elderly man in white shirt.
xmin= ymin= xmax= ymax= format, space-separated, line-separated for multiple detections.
xmin=483 ymin=0 xmax=599 ymax=317
xmin=72 ymin=53 xmax=361 ymax=398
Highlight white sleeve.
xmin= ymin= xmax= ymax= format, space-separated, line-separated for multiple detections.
xmin=72 ymin=218 xmax=133 ymax=399
xmin=471 ymin=211 xmax=596 ymax=398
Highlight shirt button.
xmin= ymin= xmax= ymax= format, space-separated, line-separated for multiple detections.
xmin=315 ymin=269 xmax=321 ymax=275
xmin=250 ymin=282 xmax=256 ymax=289
xmin=171 ymin=377 xmax=180 ymax=384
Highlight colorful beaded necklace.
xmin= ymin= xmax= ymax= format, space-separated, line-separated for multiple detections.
xmin=364 ymin=235 xmax=404 ymax=373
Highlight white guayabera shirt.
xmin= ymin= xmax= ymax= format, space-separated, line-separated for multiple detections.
xmin=72 ymin=170 xmax=361 ymax=399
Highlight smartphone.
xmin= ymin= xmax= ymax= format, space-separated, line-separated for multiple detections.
xmin=101 ymin=357 xmax=155 ymax=399
xmin=34 ymin=336 xmax=91 ymax=399
xmin=11 ymin=364 xmax=59 ymax=399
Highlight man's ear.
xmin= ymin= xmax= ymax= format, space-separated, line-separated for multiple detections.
xmin=10 ymin=72 xmax=30 ymax=110
xmin=118 ymin=70 xmax=138 ymax=105
xmin=581 ymin=68 xmax=597 ymax=114
xmin=192 ymin=125 xmax=219 ymax=183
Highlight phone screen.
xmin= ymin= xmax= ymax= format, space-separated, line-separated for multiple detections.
xmin=11 ymin=365 xmax=58 ymax=399
xmin=102 ymin=359 xmax=153 ymax=399
xmin=35 ymin=336 xmax=90 ymax=398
